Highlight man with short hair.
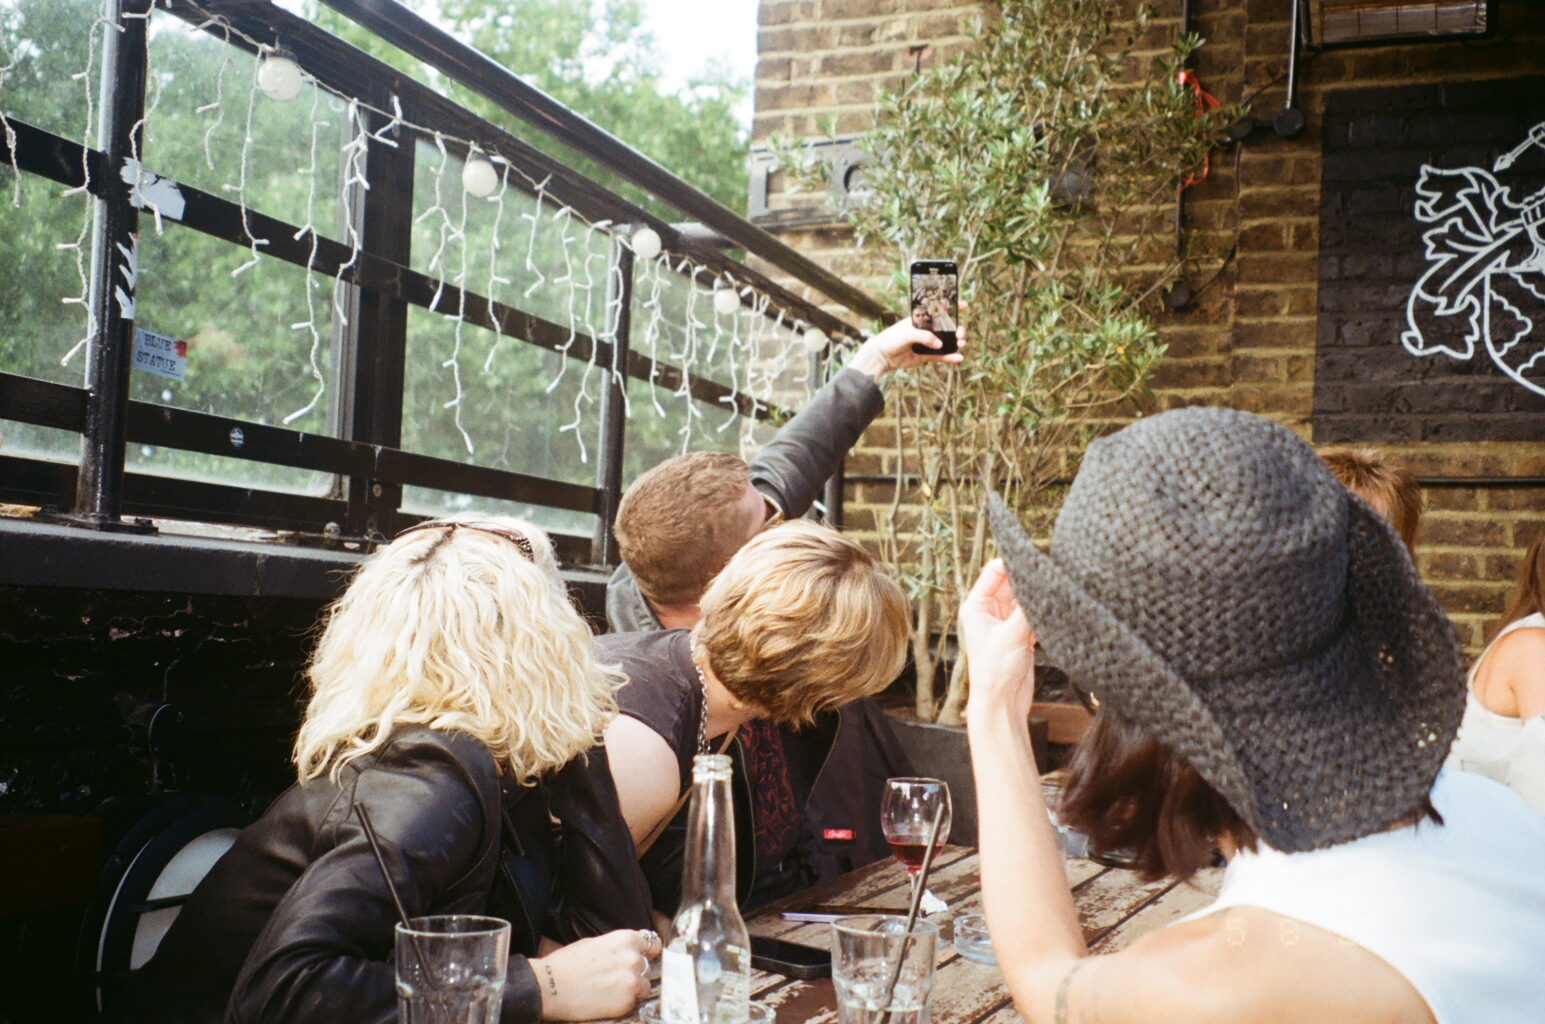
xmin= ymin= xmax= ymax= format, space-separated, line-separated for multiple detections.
xmin=605 ymin=318 xmax=962 ymax=632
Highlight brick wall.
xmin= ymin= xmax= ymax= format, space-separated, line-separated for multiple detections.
xmin=753 ymin=0 xmax=1545 ymax=656
xmin=1313 ymin=78 xmax=1545 ymax=443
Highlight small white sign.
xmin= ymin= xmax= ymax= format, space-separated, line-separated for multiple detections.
xmin=659 ymin=947 xmax=700 ymax=1024
xmin=132 ymin=328 xmax=187 ymax=381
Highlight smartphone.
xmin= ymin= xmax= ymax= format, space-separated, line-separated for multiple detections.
xmin=778 ymin=904 xmax=894 ymax=924
xmin=909 ymin=259 xmax=959 ymax=355
xmin=749 ymin=934 xmax=832 ymax=980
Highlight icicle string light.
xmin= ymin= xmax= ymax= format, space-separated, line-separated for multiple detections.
xmin=281 ymin=80 xmax=326 ymax=426
xmin=226 ymin=50 xmax=269 ymax=277
xmin=3 ymin=5 xmax=836 ymax=468
xmin=0 ymin=35 xmax=23 ymax=208
xmin=481 ymin=159 xmax=512 ymax=373
xmin=440 ymin=152 xmax=475 ymax=456
xmin=638 ymin=252 xmax=667 ymax=417
xmin=193 ymin=17 xmax=233 ymax=170
xmin=55 ymin=15 xmax=123 ymax=368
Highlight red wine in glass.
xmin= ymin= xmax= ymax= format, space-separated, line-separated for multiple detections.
xmin=881 ymin=778 xmax=952 ymax=879
xmin=887 ymin=836 xmax=946 ymax=873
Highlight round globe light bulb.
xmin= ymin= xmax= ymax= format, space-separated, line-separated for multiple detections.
xmin=630 ymin=227 xmax=662 ymax=261
xmin=462 ymin=158 xmax=500 ymax=198
xmin=713 ymin=286 xmax=741 ymax=316
xmin=256 ymin=57 xmax=303 ymax=102
xmin=802 ymin=327 xmax=829 ymax=354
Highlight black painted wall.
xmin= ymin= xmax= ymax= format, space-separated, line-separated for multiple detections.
xmin=1314 ymin=77 xmax=1545 ymax=442
xmin=0 ymin=586 xmax=320 ymax=820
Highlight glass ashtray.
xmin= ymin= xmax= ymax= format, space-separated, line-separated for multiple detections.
xmin=952 ymin=913 xmax=997 ymax=965
xmin=639 ymin=998 xmax=775 ymax=1024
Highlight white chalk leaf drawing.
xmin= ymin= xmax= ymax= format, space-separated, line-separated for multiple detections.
xmin=1402 ymin=119 xmax=1545 ymax=399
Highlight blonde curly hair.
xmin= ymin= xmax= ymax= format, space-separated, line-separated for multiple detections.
xmin=294 ymin=515 xmax=621 ymax=785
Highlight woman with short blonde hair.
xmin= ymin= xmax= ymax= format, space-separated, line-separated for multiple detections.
xmin=602 ymin=520 xmax=910 ymax=912
xmin=106 ymin=516 xmax=660 ymax=1024
xmin=693 ymin=520 xmax=910 ymax=725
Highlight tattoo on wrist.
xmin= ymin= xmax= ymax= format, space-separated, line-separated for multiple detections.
xmin=543 ymin=963 xmax=559 ymax=999
xmin=1054 ymin=960 xmax=1086 ymax=1024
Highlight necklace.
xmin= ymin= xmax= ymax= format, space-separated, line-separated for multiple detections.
xmin=694 ymin=663 xmax=710 ymax=755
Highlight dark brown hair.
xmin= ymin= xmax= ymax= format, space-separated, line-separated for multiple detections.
xmin=1317 ymin=446 xmax=1423 ymax=554
xmin=1501 ymin=529 xmax=1545 ymax=630
xmin=1058 ymin=708 xmax=1253 ymax=882
xmin=614 ymin=451 xmax=759 ymax=608
xmin=1058 ymin=706 xmax=1441 ymax=881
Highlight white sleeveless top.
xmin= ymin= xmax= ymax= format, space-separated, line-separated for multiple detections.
xmin=1181 ymin=770 xmax=1545 ymax=1024
xmin=1445 ymin=612 xmax=1545 ymax=814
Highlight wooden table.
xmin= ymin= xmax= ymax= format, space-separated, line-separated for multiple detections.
xmin=723 ymin=850 xmax=1222 ymax=1024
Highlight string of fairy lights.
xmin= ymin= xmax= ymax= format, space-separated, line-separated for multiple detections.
xmin=2 ymin=2 xmax=840 ymax=476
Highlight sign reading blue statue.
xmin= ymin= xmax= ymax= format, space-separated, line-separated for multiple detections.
xmin=1315 ymin=78 xmax=1545 ymax=443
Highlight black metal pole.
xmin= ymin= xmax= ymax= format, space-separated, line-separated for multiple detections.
xmin=593 ymin=237 xmax=635 ymax=566
xmin=1286 ymin=0 xmax=1303 ymax=112
xmin=338 ymin=97 xmax=416 ymax=541
xmin=312 ymin=0 xmax=890 ymax=323
xmin=1275 ymin=0 xmax=1307 ymax=137
xmin=815 ymin=348 xmax=845 ymax=529
xmin=73 ymin=0 xmax=152 ymax=530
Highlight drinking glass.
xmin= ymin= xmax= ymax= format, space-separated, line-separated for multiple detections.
xmin=395 ymin=915 xmax=510 ymax=1024
xmin=881 ymin=777 xmax=952 ymax=905
xmin=832 ymin=916 xmax=939 ymax=1024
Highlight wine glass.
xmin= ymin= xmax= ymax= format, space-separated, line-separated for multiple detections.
xmin=881 ymin=777 xmax=952 ymax=903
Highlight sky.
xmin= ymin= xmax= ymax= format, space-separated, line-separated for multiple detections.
xmin=275 ymin=0 xmax=762 ymax=128
xmin=635 ymin=0 xmax=759 ymax=127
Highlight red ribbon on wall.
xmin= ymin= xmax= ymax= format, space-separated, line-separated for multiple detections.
xmin=1178 ymin=70 xmax=1221 ymax=192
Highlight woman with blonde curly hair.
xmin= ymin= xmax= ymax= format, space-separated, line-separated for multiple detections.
xmin=104 ymin=517 xmax=658 ymax=1024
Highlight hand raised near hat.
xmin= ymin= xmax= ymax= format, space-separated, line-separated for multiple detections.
xmin=960 ymin=558 xmax=1037 ymax=723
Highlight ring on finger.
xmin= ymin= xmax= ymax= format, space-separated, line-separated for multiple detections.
xmin=638 ymin=954 xmax=650 ymax=978
xmin=638 ymin=928 xmax=660 ymax=949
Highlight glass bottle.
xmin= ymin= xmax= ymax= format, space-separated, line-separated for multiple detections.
xmin=661 ymin=754 xmax=751 ymax=1024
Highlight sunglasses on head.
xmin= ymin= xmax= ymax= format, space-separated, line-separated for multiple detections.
xmin=395 ymin=519 xmax=535 ymax=560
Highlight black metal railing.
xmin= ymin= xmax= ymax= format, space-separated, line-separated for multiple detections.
xmin=0 ymin=0 xmax=886 ymax=562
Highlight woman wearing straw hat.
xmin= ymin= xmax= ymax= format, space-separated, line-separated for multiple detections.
xmin=103 ymin=516 xmax=659 ymax=1024
xmin=961 ymin=407 xmax=1545 ymax=1024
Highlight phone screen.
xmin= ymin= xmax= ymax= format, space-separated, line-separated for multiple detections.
xmin=910 ymin=261 xmax=959 ymax=354
xmin=749 ymin=934 xmax=832 ymax=979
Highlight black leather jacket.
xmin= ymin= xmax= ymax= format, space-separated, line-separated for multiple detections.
xmin=100 ymin=727 xmax=652 ymax=1024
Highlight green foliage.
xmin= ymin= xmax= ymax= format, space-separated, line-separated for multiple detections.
xmin=772 ymin=0 xmax=1230 ymax=723
xmin=309 ymin=0 xmax=749 ymax=215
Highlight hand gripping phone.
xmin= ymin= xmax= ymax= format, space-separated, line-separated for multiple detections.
xmin=909 ymin=259 xmax=959 ymax=355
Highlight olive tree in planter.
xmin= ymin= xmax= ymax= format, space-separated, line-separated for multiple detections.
xmin=774 ymin=0 xmax=1225 ymax=732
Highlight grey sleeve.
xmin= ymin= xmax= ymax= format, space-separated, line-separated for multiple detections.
xmin=605 ymin=562 xmax=662 ymax=633
xmin=748 ymin=367 xmax=885 ymax=520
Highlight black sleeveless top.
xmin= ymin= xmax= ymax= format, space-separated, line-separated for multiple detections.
xmin=596 ymin=629 xmax=758 ymax=913
xmin=597 ymin=629 xmax=704 ymax=797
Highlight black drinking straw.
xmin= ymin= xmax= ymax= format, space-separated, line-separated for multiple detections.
xmin=881 ymin=802 xmax=947 ymax=1024
xmin=355 ymin=804 xmax=447 ymax=1005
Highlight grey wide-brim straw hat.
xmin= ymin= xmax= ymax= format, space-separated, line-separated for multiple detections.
xmin=986 ymin=406 xmax=1466 ymax=853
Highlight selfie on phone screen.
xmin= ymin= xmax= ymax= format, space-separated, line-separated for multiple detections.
xmin=910 ymin=260 xmax=958 ymax=354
